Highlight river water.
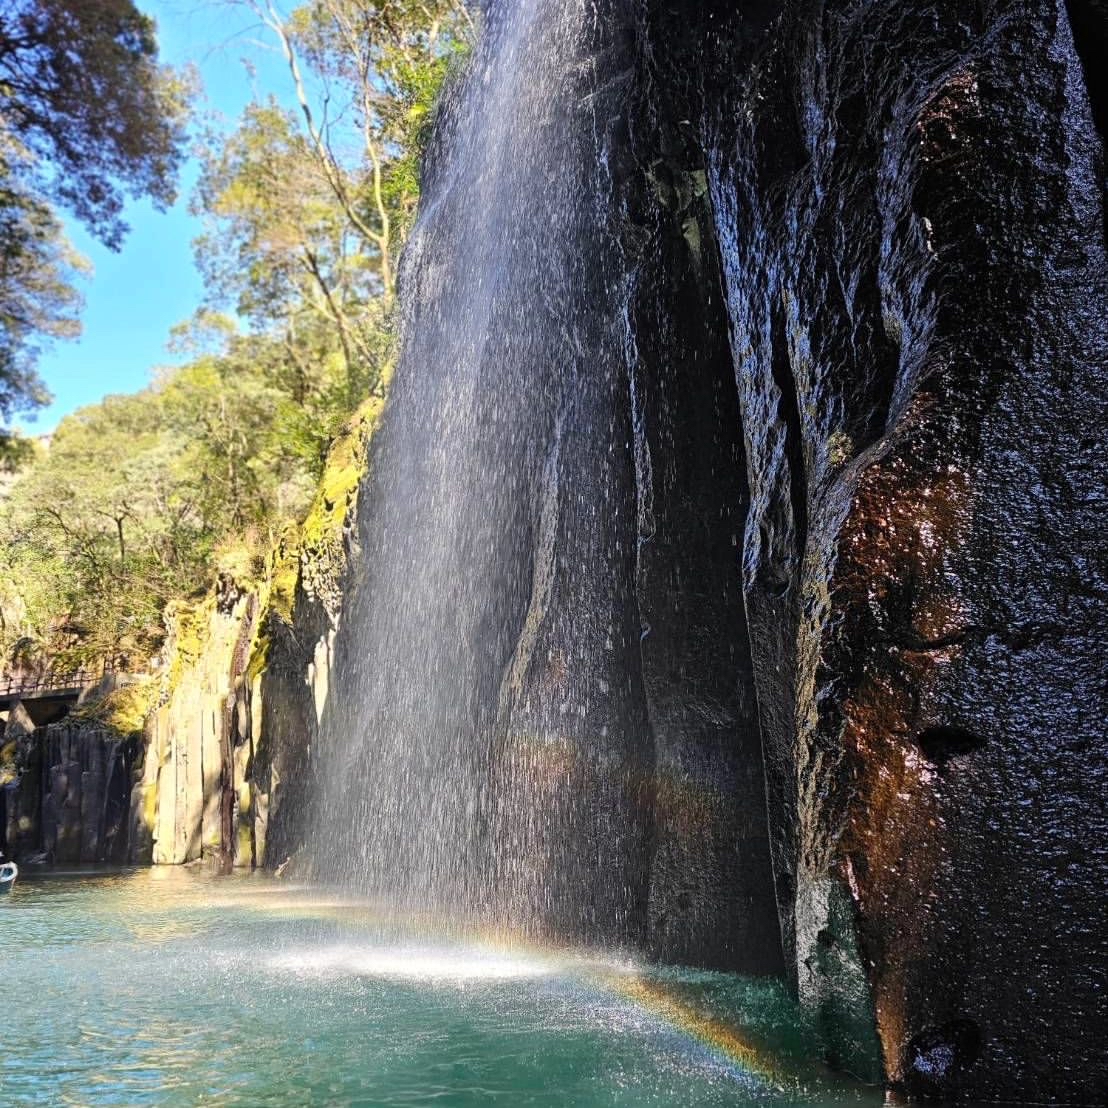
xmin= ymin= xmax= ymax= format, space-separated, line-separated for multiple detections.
xmin=1 ymin=870 xmax=883 ymax=1106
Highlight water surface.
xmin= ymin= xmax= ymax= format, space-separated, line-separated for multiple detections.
xmin=2 ymin=870 xmax=882 ymax=1106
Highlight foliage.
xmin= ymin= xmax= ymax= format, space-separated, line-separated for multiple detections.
xmin=73 ymin=677 xmax=160 ymax=740
xmin=297 ymin=390 xmax=384 ymax=580
xmin=0 ymin=0 xmax=189 ymax=458
xmin=0 ymin=329 xmax=320 ymax=669
xmin=0 ymin=138 xmax=86 ymax=440
xmin=216 ymin=0 xmax=473 ymax=304
xmin=2 ymin=390 xmax=195 ymax=668
xmin=0 ymin=0 xmax=189 ymax=247
xmin=0 ymin=0 xmax=471 ymax=686
xmin=192 ymin=0 xmax=472 ymax=411
xmin=193 ymin=101 xmax=384 ymax=407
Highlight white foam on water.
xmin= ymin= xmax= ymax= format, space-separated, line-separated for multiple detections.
xmin=268 ymin=944 xmax=558 ymax=981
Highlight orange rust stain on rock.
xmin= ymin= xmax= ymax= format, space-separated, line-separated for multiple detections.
xmin=826 ymin=432 xmax=973 ymax=1081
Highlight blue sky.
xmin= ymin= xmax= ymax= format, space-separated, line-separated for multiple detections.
xmin=17 ymin=0 xmax=289 ymax=434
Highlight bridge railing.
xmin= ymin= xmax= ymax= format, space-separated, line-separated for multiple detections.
xmin=0 ymin=669 xmax=101 ymax=699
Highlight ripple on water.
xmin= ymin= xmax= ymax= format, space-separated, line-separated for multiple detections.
xmin=2 ymin=870 xmax=885 ymax=1108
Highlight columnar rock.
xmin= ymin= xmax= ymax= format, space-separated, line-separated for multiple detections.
xmin=305 ymin=0 xmax=1106 ymax=1099
xmin=1 ymin=700 xmax=40 ymax=856
xmin=307 ymin=0 xmax=786 ymax=958
xmin=136 ymin=586 xmax=260 ymax=867
xmin=2 ymin=724 xmax=137 ymax=865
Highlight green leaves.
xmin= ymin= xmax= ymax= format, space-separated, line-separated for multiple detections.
xmin=0 ymin=0 xmax=474 ymax=672
xmin=0 ymin=330 xmax=314 ymax=668
xmin=0 ymin=135 xmax=84 ymax=462
xmin=0 ymin=0 xmax=190 ymax=452
xmin=0 ymin=0 xmax=190 ymax=248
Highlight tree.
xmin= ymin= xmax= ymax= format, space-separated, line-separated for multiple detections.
xmin=241 ymin=0 xmax=472 ymax=303
xmin=0 ymin=0 xmax=472 ymax=672
xmin=0 ymin=390 xmax=195 ymax=667
xmin=0 ymin=0 xmax=189 ymax=248
xmin=193 ymin=100 xmax=382 ymax=402
xmin=0 ymin=134 xmax=86 ymax=465
xmin=0 ymin=0 xmax=189 ymax=456
xmin=192 ymin=0 xmax=471 ymax=432
xmin=0 ymin=329 xmax=325 ymax=669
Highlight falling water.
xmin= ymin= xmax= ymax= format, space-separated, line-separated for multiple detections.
xmin=308 ymin=0 xmax=786 ymax=972
xmin=311 ymin=0 xmax=653 ymax=944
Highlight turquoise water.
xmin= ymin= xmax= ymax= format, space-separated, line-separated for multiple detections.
xmin=1 ymin=870 xmax=881 ymax=1106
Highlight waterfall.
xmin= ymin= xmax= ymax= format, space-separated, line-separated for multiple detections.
xmin=310 ymin=0 xmax=783 ymax=966
xmin=311 ymin=0 xmax=648 ymax=942
xmin=295 ymin=0 xmax=1108 ymax=1095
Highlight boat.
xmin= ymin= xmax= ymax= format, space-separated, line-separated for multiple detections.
xmin=0 ymin=860 xmax=17 ymax=894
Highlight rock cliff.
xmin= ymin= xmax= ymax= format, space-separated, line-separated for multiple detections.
xmin=310 ymin=0 xmax=1107 ymax=1098
xmin=1 ymin=2 xmax=1104 ymax=1101
xmin=0 ymin=403 xmax=376 ymax=873
xmin=639 ymin=0 xmax=1108 ymax=1098
xmin=1 ymin=716 xmax=135 ymax=865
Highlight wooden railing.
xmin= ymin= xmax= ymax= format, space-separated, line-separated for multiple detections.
xmin=0 ymin=669 xmax=101 ymax=699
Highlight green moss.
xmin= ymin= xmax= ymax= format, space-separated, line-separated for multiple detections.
xmin=166 ymin=593 xmax=217 ymax=693
xmin=263 ymin=392 xmax=384 ymax=626
xmin=245 ymin=629 xmax=271 ymax=685
xmin=827 ymin=430 xmax=854 ymax=467
xmin=99 ymin=682 xmax=157 ymax=737
xmin=213 ymin=539 xmax=267 ymax=588
xmin=71 ymin=676 xmax=159 ymax=739
xmin=682 ymin=215 xmax=702 ymax=263
xmin=141 ymin=779 xmax=157 ymax=835
xmin=301 ymin=394 xmax=384 ymax=550
xmin=0 ymin=738 xmax=18 ymax=786
xmin=266 ymin=530 xmax=301 ymax=626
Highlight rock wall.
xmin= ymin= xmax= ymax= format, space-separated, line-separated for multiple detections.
xmin=624 ymin=46 xmax=785 ymax=971
xmin=248 ymin=539 xmax=347 ymax=873
xmin=293 ymin=2 xmax=1106 ymax=1096
xmin=632 ymin=0 xmax=1107 ymax=1099
xmin=250 ymin=400 xmax=377 ymax=871
xmin=0 ymin=404 xmax=372 ymax=874
xmin=1 ymin=716 xmax=136 ymax=866
xmin=305 ymin=0 xmax=1104 ymax=1098
xmin=126 ymin=522 xmax=363 ymax=872
xmin=0 ymin=591 xmax=261 ymax=868
xmin=129 ymin=584 xmax=260 ymax=866
xmin=0 ymin=579 xmax=345 ymax=872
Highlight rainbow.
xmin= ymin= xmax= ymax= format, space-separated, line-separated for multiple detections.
xmin=226 ymin=884 xmax=830 ymax=1095
xmin=603 ymin=973 xmax=794 ymax=1090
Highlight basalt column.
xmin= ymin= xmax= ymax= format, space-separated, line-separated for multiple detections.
xmin=310 ymin=0 xmax=787 ymax=961
xmin=312 ymin=0 xmax=657 ymax=943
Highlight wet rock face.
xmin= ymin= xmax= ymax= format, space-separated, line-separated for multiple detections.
xmin=670 ymin=0 xmax=1108 ymax=1099
xmin=0 ymin=724 xmax=136 ymax=865
xmin=301 ymin=0 xmax=1104 ymax=1096
xmin=308 ymin=0 xmax=785 ymax=959
xmin=624 ymin=8 xmax=784 ymax=972
xmin=255 ymin=555 xmax=349 ymax=873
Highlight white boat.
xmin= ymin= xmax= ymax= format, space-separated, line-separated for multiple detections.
xmin=0 ymin=861 xmax=17 ymax=894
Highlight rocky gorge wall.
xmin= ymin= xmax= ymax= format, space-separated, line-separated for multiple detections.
xmin=1 ymin=709 xmax=136 ymax=866
xmin=636 ymin=0 xmax=1108 ymax=1099
xmin=311 ymin=0 xmax=1106 ymax=1099
xmin=0 ymin=592 xmax=267 ymax=869
xmin=0 ymin=404 xmax=376 ymax=874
